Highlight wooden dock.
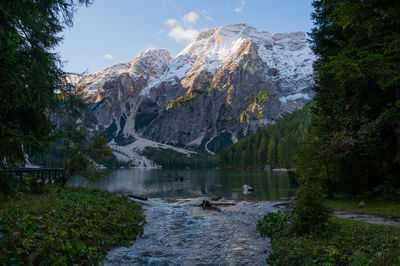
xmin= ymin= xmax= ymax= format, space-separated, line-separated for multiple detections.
xmin=0 ymin=168 xmax=65 ymax=184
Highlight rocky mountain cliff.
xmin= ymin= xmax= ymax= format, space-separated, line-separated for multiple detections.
xmin=70 ymin=23 xmax=316 ymax=156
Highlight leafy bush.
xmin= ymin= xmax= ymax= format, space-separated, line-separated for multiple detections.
xmin=0 ymin=172 xmax=15 ymax=196
xmin=0 ymin=173 xmax=47 ymax=197
xmin=26 ymin=175 xmax=46 ymax=194
xmin=0 ymin=186 xmax=145 ymax=265
xmin=257 ymin=211 xmax=290 ymax=238
xmin=264 ymin=218 xmax=400 ymax=265
xmin=292 ymin=182 xmax=332 ymax=233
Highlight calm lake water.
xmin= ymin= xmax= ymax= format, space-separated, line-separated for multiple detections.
xmin=69 ymin=168 xmax=297 ymax=201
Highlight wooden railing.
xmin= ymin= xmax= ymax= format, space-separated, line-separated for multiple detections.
xmin=0 ymin=168 xmax=65 ymax=184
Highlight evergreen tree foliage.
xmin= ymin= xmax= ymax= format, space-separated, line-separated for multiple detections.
xmin=0 ymin=0 xmax=91 ymax=168
xmin=60 ymin=122 xmax=111 ymax=186
xmin=292 ymin=181 xmax=332 ymax=233
xmin=141 ymin=147 xmax=217 ymax=169
xmin=218 ymin=104 xmax=313 ymax=169
xmin=300 ymin=0 xmax=400 ymax=196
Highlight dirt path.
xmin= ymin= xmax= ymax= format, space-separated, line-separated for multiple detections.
xmin=274 ymin=202 xmax=400 ymax=227
xmin=334 ymin=211 xmax=400 ymax=227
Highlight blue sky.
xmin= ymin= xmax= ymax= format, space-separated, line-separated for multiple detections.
xmin=59 ymin=0 xmax=314 ymax=74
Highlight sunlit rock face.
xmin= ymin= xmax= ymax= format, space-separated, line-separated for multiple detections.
xmin=69 ymin=23 xmax=316 ymax=152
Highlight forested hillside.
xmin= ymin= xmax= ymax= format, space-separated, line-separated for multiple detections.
xmin=218 ymin=103 xmax=312 ymax=169
xmin=141 ymin=147 xmax=217 ymax=169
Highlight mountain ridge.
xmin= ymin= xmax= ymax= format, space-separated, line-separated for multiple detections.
xmin=68 ymin=23 xmax=316 ymax=164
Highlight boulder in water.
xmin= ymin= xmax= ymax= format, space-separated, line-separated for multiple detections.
xmin=243 ymin=184 xmax=254 ymax=194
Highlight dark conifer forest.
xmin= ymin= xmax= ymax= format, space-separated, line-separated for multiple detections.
xmin=218 ymin=103 xmax=313 ymax=169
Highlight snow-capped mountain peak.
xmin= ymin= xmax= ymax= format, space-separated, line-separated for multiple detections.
xmin=68 ymin=23 xmax=316 ymax=153
xmin=129 ymin=48 xmax=171 ymax=76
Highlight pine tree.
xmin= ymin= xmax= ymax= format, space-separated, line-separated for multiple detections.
xmin=305 ymin=0 xmax=400 ymax=195
xmin=0 ymin=0 xmax=91 ymax=168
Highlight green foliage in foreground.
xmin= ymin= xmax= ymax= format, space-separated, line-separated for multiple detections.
xmin=141 ymin=147 xmax=217 ymax=169
xmin=292 ymin=182 xmax=332 ymax=233
xmin=0 ymin=185 xmax=145 ymax=265
xmin=219 ymin=103 xmax=312 ymax=169
xmin=258 ymin=214 xmax=400 ymax=265
xmin=258 ymin=181 xmax=332 ymax=236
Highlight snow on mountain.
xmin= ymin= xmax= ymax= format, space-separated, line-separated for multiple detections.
xmin=77 ymin=62 xmax=131 ymax=95
xmin=73 ymin=23 xmax=315 ymax=103
xmin=65 ymin=74 xmax=82 ymax=87
xmin=178 ymin=23 xmax=316 ymax=102
xmin=257 ymin=31 xmax=316 ymax=97
xmin=73 ymin=49 xmax=171 ymax=96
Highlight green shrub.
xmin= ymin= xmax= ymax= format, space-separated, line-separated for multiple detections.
xmin=264 ymin=218 xmax=400 ymax=265
xmin=292 ymin=182 xmax=332 ymax=233
xmin=26 ymin=175 xmax=46 ymax=194
xmin=257 ymin=211 xmax=290 ymax=238
xmin=0 ymin=186 xmax=145 ymax=265
xmin=0 ymin=172 xmax=15 ymax=196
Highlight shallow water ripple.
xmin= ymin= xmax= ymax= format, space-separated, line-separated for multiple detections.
xmin=104 ymin=198 xmax=275 ymax=265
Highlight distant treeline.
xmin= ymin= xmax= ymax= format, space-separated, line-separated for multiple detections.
xmin=218 ymin=103 xmax=313 ymax=169
xmin=141 ymin=147 xmax=217 ymax=169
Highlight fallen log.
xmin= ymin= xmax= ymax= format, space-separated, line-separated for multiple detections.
xmin=210 ymin=202 xmax=236 ymax=206
xmin=127 ymin=194 xmax=148 ymax=201
xmin=199 ymin=200 xmax=219 ymax=211
xmin=272 ymin=202 xmax=292 ymax=208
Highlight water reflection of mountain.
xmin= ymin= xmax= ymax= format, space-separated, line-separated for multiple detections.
xmin=69 ymin=169 xmax=297 ymax=201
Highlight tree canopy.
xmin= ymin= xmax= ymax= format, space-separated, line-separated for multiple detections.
xmin=0 ymin=0 xmax=91 ymax=167
xmin=298 ymin=0 xmax=400 ymax=196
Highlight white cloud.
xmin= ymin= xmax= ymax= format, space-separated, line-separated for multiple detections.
xmin=234 ymin=0 xmax=246 ymax=13
xmin=183 ymin=11 xmax=199 ymax=24
xmin=168 ymin=25 xmax=198 ymax=42
xmin=103 ymin=54 xmax=113 ymax=60
xmin=164 ymin=13 xmax=200 ymax=42
xmin=165 ymin=18 xmax=178 ymax=27
xmin=200 ymin=9 xmax=213 ymax=21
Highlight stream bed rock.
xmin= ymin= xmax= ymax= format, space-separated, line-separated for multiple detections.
xmin=103 ymin=198 xmax=277 ymax=265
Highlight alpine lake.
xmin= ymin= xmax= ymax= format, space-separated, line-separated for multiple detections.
xmin=69 ymin=168 xmax=297 ymax=201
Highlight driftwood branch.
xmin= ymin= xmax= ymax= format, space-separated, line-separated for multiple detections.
xmin=210 ymin=202 xmax=236 ymax=206
xmin=127 ymin=194 xmax=148 ymax=201
xmin=273 ymin=201 xmax=292 ymax=208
